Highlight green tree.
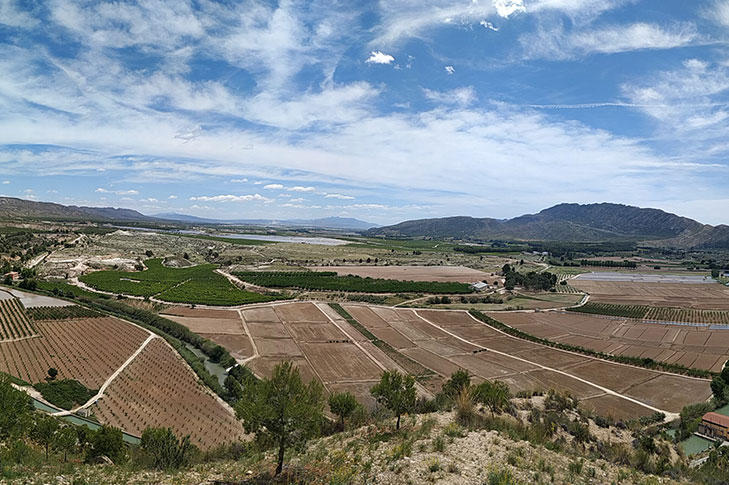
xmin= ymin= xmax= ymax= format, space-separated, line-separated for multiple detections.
xmin=438 ymin=369 xmax=471 ymax=408
xmin=47 ymin=368 xmax=58 ymax=381
xmin=86 ymin=425 xmax=124 ymax=463
xmin=370 ymin=370 xmax=416 ymax=430
xmin=235 ymin=361 xmax=324 ymax=476
xmin=328 ymin=391 xmax=358 ymax=429
xmin=475 ymin=380 xmax=511 ymax=416
xmin=32 ymin=415 xmax=59 ymax=460
xmin=55 ymin=426 xmax=78 ymax=462
xmin=141 ymin=427 xmax=196 ymax=470
xmin=0 ymin=374 xmax=33 ymax=439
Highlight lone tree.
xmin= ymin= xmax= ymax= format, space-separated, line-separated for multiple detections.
xmin=235 ymin=361 xmax=324 ymax=476
xmin=475 ymin=380 xmax=511 ymax=416
xmin=328 ymin=391 xmax=358 ymax=430
xmin=370 ymin=370 xmax=416 ymax=430
xmin=32 ymin=414 xmax=59 ymax=460
xmin=438 ymin=369 xmax=471 ymax=408
xmin=47 ymin=368 xmax=58 ymax=381
xmin=55 ymin=426 xmax=78 ymax=462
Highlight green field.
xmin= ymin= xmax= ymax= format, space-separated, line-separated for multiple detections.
xmin=233 ymin=271 xmax=474 ymax=294
xmin=568 ymin=302 xmax=729 ymax=324
xmin=80 ymin=259 xmax=277 ymax=306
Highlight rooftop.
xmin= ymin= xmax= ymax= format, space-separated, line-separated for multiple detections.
xmin=702 ymin=412 xmax=729 ymax=428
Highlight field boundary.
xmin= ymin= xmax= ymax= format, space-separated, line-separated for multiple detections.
xmin=412 ymin=310 xmax=679 ymax=420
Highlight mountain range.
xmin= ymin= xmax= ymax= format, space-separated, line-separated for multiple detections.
xmin=365 ymin=203 xmax=729 ymax=249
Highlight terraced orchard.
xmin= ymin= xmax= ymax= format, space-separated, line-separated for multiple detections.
xmin=233 ymin=271 xmax=474 ymax=294
xmin=92 ymin=338 xmax=244 ymax=449
xmin=0 ymin=299 xmax=36 ymax=341
xmin=568 ymin=302 xmax=729 ymax=325
xmin=80 ymin=258 xmax=277 ymax=306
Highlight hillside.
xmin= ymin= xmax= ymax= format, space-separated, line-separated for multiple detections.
xmin=0 ymin=197 xmax=156 ymax=223
xmin=366 ymin=203 xmax=729 ymax=249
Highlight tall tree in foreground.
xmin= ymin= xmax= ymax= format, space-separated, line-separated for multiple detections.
xmin=235 ymin=361 xmax=324 ymax=476
xmin=370 ymin=370 xmax=416 ymax=430
xmin=0 ymin=374 xmax=33 ymax=439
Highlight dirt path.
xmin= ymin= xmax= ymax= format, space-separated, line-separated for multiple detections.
xmin=412 ymin=309 xmax=679 ymax=421
xmin=52 ymin=333 xmax=158 ymax=417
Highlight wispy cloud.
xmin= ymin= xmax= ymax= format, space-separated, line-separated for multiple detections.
xmin=423 ymin=87 xmax=476 ymax=107
xmin=95 ymin=188 xmax=139 ymax=195
xmin=189 ymin=194 xmax=270 ymax=203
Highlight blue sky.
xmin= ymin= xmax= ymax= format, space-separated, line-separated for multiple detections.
xmin=1 ymin=0 xmax=728 ymax=225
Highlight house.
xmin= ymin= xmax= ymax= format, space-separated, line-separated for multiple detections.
xmin=470 ymin=281 xmax=489 ymax=291
xmin=698 ymin=412 xmax=729 ymax=441
xmin=3 ymin=272 xmax=19 ymax=281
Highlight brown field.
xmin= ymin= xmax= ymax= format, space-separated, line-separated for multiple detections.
xmin=0 ymin=298 xmax=36 ymax=341
xmin=308 ymin=265 xmax=490 ymax=283
xmin=339 ymin=305 xmax=712 ymax=417
xmin=491 ymin=311 xmax=729 ymax=373
xmin=93 ymin=338 xmax=244 ymax=449
xmin=570 ymin=280 xmax=729 ymax=309
xmin=0 ymin=316 xmax=148 ymax=387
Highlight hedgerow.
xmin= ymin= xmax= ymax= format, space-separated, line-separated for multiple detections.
xmin=233 ymin=271 xmax=473 ymax=294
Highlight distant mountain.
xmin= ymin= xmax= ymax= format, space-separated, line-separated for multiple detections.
xmin=154 ymin=213 xmax=378 ymax=230
xmin=366 ymin=203 xmax=729 ymax=249
xmin=0 ymin=197 xmax=156 ymax=222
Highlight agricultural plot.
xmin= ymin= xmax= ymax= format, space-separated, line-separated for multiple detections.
xmin=491 ymin=312 xmax=729 ymax=373
xmin=162 ymin=307 xmax=254 ymax=361
xmin=92 ymin=338 xmax=245 ymax=449
xmin=238 ymin=302 xmax=396 ymax=408
xmin=0 ymin=298 xmax=36 ymax=341
xmin=569 ymin=302 xmax=729 ymax=325
xmin=80 ymin=258 xmax=276 ymax=306
xmin=0 ymin=315 xmax=149 ymax=387
xmin=233 ymin=271 xmax=473 ymax=294
xmin=570 ymin=279 xmax=729 ymax=309
xmin=339 ymin=305 xmax=713 ymax=418
xmin=308 ymin=265 xmax=491 ymax=283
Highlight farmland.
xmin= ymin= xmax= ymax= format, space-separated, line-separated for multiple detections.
xmin=308 ymin=265 xmax=492 ymax=283
xmin=490 ymin=311 xmax=729 ymax=373
xmin=569 ymin=302 xmax=729 ymax=325
xmin=570 ymin=278 xmax=729 ymax=309
xmin=0 ymin=298 xmax=36 ymax=341
xmin=335 ymin=305 xmax=713 ymax=418
xmin=80 ymin=258 xmax=278 ymax=305
xmin=0 ymin=313 xmax=149 ymax=388
xmin=92 ymin=338 xmax=245 ymax=449
xmin=233 ymin=271 xmax=474 ymax=294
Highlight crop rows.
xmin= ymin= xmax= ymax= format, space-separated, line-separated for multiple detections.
xmin=92 ymin=338 xmax=244 ymax=449
xmin=26 ymin=305 xmax=102 ymax=321
xmin=0 ymin=317 xmax=148 ymax=387
xmin=568 ymin=302 xmax=729 ymax=325
xmin=80 ymin=258 xmax=272 ymax=305
xmin=555 ymin=275 xmax=582 ymax=294
xmin=234 ymin=271 xmax=473 ymax=294
xmin=0 ymin=299 xmax=36 ymax=341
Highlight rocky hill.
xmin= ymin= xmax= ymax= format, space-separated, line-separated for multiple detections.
xmin=366 ymin=203 xmax=729 ymax=249
xmin=0 ymin=197 xmax=156 ymax=223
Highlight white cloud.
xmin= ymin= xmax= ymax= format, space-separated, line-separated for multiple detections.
xmin=479 ymin=20 xmax=498 ymax=31
xmin=189 ymin=194 xmax=270 ymax=203
xmin=289 ymin=197 xmax=305 ymax=203
xmin=1 ymin=180 xmax=9 ymax=184
xmin=141 ymin=197 xmax=159 ymax=203
xmin=521 ymin=23 xmax=698 ymax=60
xmin=423 ymin=87 xmax=476 ymax=107
xmin=0 ymin=0 xmax=38 ymax=28
xmin=712 ymin=0 xmax=729 ymax=27
xmin=444 ymin=66 xmax=455 ymax=75
xmin=230 ymin=178 xmax=248 ymax=183
xmin=263 ymin=184 xmax=284 ymax=190
xmin=95 ymin=188 xmax=139 ymax=195
xmin=365 ymin=51 xmax=395 ymax=64
xmin=168 ymin=195 xmax=178 ymax=199
xmin=492 ymin=0 xmax=525 ymax=18
xmin=287 ymin=186 xmax=315 ymax=192
xmin=325 ymin=193 xmax=355 ymax=200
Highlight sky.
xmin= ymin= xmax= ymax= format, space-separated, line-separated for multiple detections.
xmin=1 ymin=0 xmax=729 ymax=225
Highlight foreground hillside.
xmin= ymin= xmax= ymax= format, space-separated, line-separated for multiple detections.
xmin=366 ymin=203 xmax=729 ymax=249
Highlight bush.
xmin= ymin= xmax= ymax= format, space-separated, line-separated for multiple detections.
xmin=34 ymin=379 xmax=96 ymax=410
